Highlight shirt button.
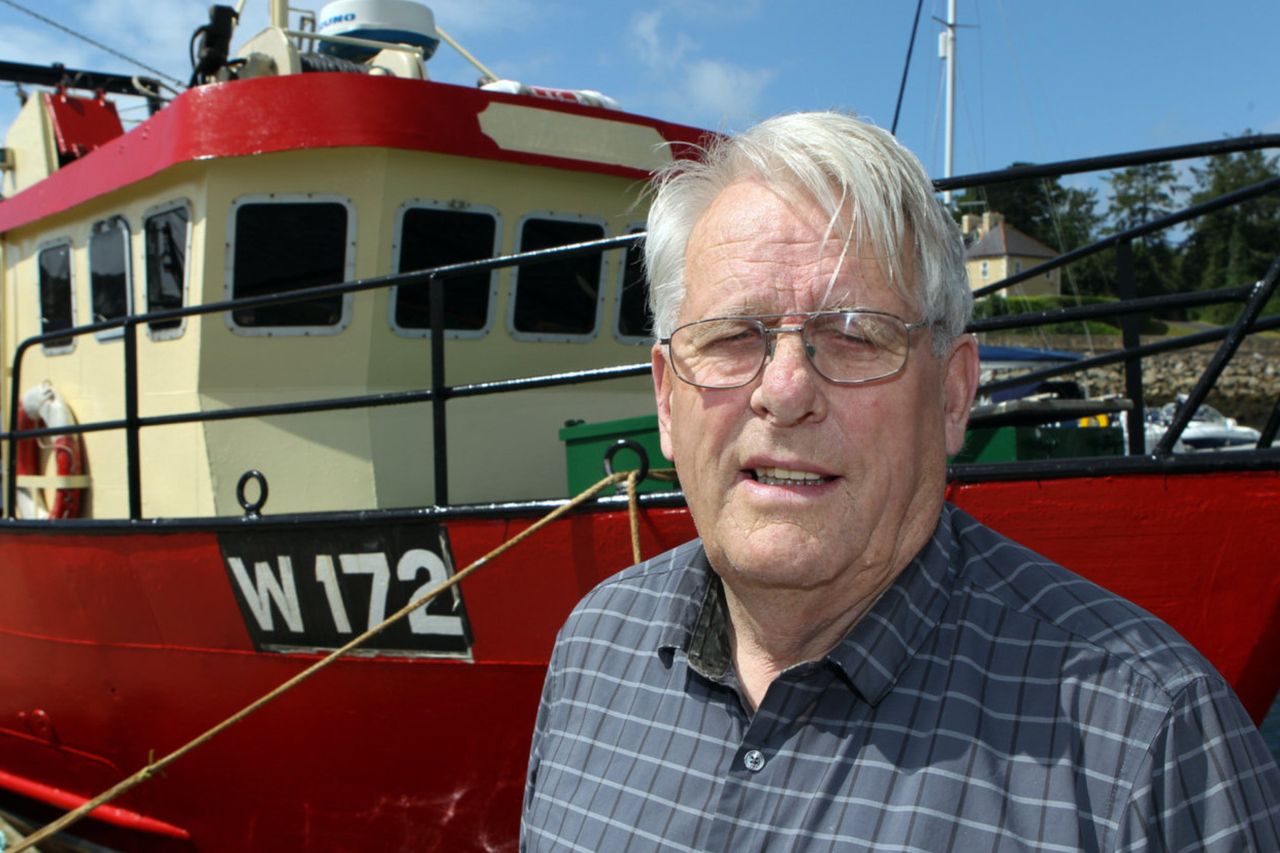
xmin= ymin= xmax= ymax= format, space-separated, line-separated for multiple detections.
xmin=743 ymin=749 xmax=766 ymax=772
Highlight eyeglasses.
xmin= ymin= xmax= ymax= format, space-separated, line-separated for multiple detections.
xmin=660 ymin=310 xmax=930 ymax=389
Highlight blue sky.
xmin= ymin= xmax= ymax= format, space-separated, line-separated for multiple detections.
xmin=1 ymin=0 xmax=1277 ymax=190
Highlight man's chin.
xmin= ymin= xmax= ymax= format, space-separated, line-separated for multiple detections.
xmin=712 ymin=527 xmax=853 ymax=591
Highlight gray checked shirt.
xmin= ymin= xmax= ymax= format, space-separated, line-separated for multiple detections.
xmin=523 ymin=504 xmax=1280 ymax=851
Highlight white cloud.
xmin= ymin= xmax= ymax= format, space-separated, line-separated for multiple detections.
xmin=619 ymin=6 xmax=767 ymax=128
xmin=684 ymin=59 xmax=774 ymax=127
xmin=627 ymin=8 xmax=695 ymax=72
xmin=631 ymin=9 xmax=664 ymax=68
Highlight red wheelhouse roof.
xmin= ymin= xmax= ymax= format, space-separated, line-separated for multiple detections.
xmin=0 ymin=72 xmax=711 ymax=234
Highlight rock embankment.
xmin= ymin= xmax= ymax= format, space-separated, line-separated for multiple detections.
xmin=985 ymin=336 xmax=1280 ymax=428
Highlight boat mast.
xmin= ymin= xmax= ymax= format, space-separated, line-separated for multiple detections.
xmin=940 ymin=0 xmax=957 ymax=204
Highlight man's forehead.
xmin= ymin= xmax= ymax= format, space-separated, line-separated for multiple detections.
xmin=684 ymin=250 xmax=907 ymax=313
xmin=688 ymin=182 xmax=910 ymax=268
xmin=683 ymin=181 xmax=918 ymax=318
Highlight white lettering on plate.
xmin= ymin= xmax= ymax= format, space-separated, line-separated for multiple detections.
xmin=397 ymin=548 xmax=465 ymax=636
xmin=227 ymin=556 xmax=305 ymax=633
xmin=339 ymin=552 xmax=392 ymax=629
xmin=315 ymin=555 xmax=353 ymax=633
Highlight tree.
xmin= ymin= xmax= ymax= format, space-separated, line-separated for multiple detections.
xmin=1100 ymin=163 xmax=1186 ymax=302
xmin=1180 ymin=140 xmax=1280 ymax=321
xmin=1105 ymin=163 xmax=1183 ymax=239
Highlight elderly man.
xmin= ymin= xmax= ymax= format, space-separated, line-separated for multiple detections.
xmin=522 ymin=112 xmax=1280 ymax=851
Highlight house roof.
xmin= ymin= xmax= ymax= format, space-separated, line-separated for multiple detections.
xmin=965 ymin=222 xmax=1058 ymax=260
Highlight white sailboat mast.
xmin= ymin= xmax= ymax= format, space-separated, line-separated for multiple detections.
xmin=941 ymin=0 xmax=957 ymax=203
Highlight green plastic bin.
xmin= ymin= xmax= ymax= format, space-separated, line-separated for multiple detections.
xmin=951 ymin=423 xmax=1125 ymax=464
xmin=559 ymin=414 xmax=676 ymax=495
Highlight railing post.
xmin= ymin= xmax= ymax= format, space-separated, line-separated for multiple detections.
xmin=429 ymin=273 xmax=448 ymax=506
xmin=1115 ymin=240 xmax=1147 ymax=456
xmin=1156 ymin=259 xmax=1280 ymax=456
xmin=124 ymin=318 xmax=142 ymax=520
xmin=1259 ymin=396 xmax=1280 ymax=450
xmin=5 ymin=352 xmax=22 ymax=519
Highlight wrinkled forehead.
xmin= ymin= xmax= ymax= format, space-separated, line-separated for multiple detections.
xmin=683 ymin=179 xmax=920 ymax=316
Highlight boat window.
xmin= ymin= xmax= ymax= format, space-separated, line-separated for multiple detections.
xmin=89 ymin=217 xmax=131 ymax=340
xmin=391 ymin=203 xmax=500 ymax=338
xmin=227 ymin=196 xmax=354 ymax=334
xmin=614 ymin=228 xmax=650 ymax=343
xmin=511 ymin=215 xmax=606 ymax=341
xmin=144 ymin=202 xmax=190 ymax=338
xmin=37 ymin=241 xmax=75 ymax=352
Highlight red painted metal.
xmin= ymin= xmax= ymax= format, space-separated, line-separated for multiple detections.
xmin=0 ymin=472 xmax=1276 ymax=851
xmin=0 ymin=767 xmax=189 ymax=839
xmin=946 ymin=472 xmax=1280 ymax=721
xmin=42 ymin=92 xmax=124 ymax=163
xmin=0 ymin=74 xmax=710 ymax=234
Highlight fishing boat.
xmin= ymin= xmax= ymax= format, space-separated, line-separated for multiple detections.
xmin=0 ymin=2 xmax=1278 ymax=850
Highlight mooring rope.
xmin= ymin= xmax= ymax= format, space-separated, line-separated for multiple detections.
xmin=10 ymin=467 xmax=662 ymax=852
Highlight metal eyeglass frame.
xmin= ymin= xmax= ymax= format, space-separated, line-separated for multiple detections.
xmin=659 ymin=309 xmax=931 ymax=389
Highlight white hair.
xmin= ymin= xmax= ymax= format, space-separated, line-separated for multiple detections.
xmin=644 ymin=111 xmax=971 ymax=355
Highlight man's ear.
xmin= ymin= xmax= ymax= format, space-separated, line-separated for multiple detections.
xmin=652 ymin=344 xmax=676 ymax=462
xmin=942 ymin=333 xmax=980 ymax=457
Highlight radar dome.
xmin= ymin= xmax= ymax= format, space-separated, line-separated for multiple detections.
xmin=316 ymin=0 xmax=439 ymax=62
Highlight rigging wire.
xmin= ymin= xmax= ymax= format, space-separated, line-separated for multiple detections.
xmin=1041 ymin=178 xmax=1098 ymax=359
xmin=0 ymin=0 xmax=186 ymax=89
xmin=927 ymin=50 xmax=945 ymax=181
xmin=891 ymin=0 xmax=925 ymax=136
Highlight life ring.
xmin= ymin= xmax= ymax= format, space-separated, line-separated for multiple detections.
xmin=15 ymin=381 xmax=86 ymax=519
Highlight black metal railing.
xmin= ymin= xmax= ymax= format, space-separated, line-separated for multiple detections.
xmin=3 ymin=235 xmax=645 ymax=519
xmin=4 ymin=136 xmax=1279 ymax=521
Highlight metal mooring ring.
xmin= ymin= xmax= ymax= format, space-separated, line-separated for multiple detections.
xmin=603 ymin=439 xmax=650 ymax=484
xmin=236 ymin=469 xmax=269 ymax=517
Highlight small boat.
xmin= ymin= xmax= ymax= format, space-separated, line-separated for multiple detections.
xmin=0 ymin=2 xmax=1277 ymax=850
xmin=1145 ymin=394 xmax=1264 ymax=452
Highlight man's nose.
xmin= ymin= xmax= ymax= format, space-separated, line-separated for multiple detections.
xmin=764 ymin=328 xmax=816 ymax=365
xmin=752 ymin=331 xmax=825 ymax=424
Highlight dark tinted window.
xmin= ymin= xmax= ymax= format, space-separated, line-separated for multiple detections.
xmin=394 ymin=207 xmax=497 ymax=332
xmin=90 ymin=218 xmax=130 ymax=330
xmin=616 ymin=231 xmax=651 ymax=339
xmin=145 ymin=206 xmax=188 ymax=332
xmin=38 ymin=243 xmax=73 ymax=348
xmin=512 ymin=218 xmax=604 ymax=336
xmin=232 ymin=201 xmax=348 ymax=327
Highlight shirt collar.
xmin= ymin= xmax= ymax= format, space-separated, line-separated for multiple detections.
xmin=654 ymin=541 xmax=717 ymax=665
xmin=657 ymin=506 xmax=958 ymax=704
xmin=828 ymin=505 xmax=958 ymax=705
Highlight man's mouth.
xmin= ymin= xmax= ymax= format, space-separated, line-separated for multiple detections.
xmin=751 ymin=466 xmax=832 ymax=486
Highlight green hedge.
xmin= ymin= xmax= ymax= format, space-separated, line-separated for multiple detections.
xmin=974 ymin=295 xmax=1168 ymax=335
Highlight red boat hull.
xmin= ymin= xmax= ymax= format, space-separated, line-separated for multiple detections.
xmin=1 ymin=471 xmax=1277 ymax=851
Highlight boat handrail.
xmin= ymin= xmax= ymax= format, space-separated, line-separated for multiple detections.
xmin=3 ymin=139 xmax=1280 ymax=521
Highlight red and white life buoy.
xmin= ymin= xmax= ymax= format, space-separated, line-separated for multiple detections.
xmin=15 ymin=382 xmax=86 ymax=519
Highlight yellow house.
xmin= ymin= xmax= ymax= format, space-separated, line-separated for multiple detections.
xmin=962 ymin=211 xmax=1060 ymax=297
